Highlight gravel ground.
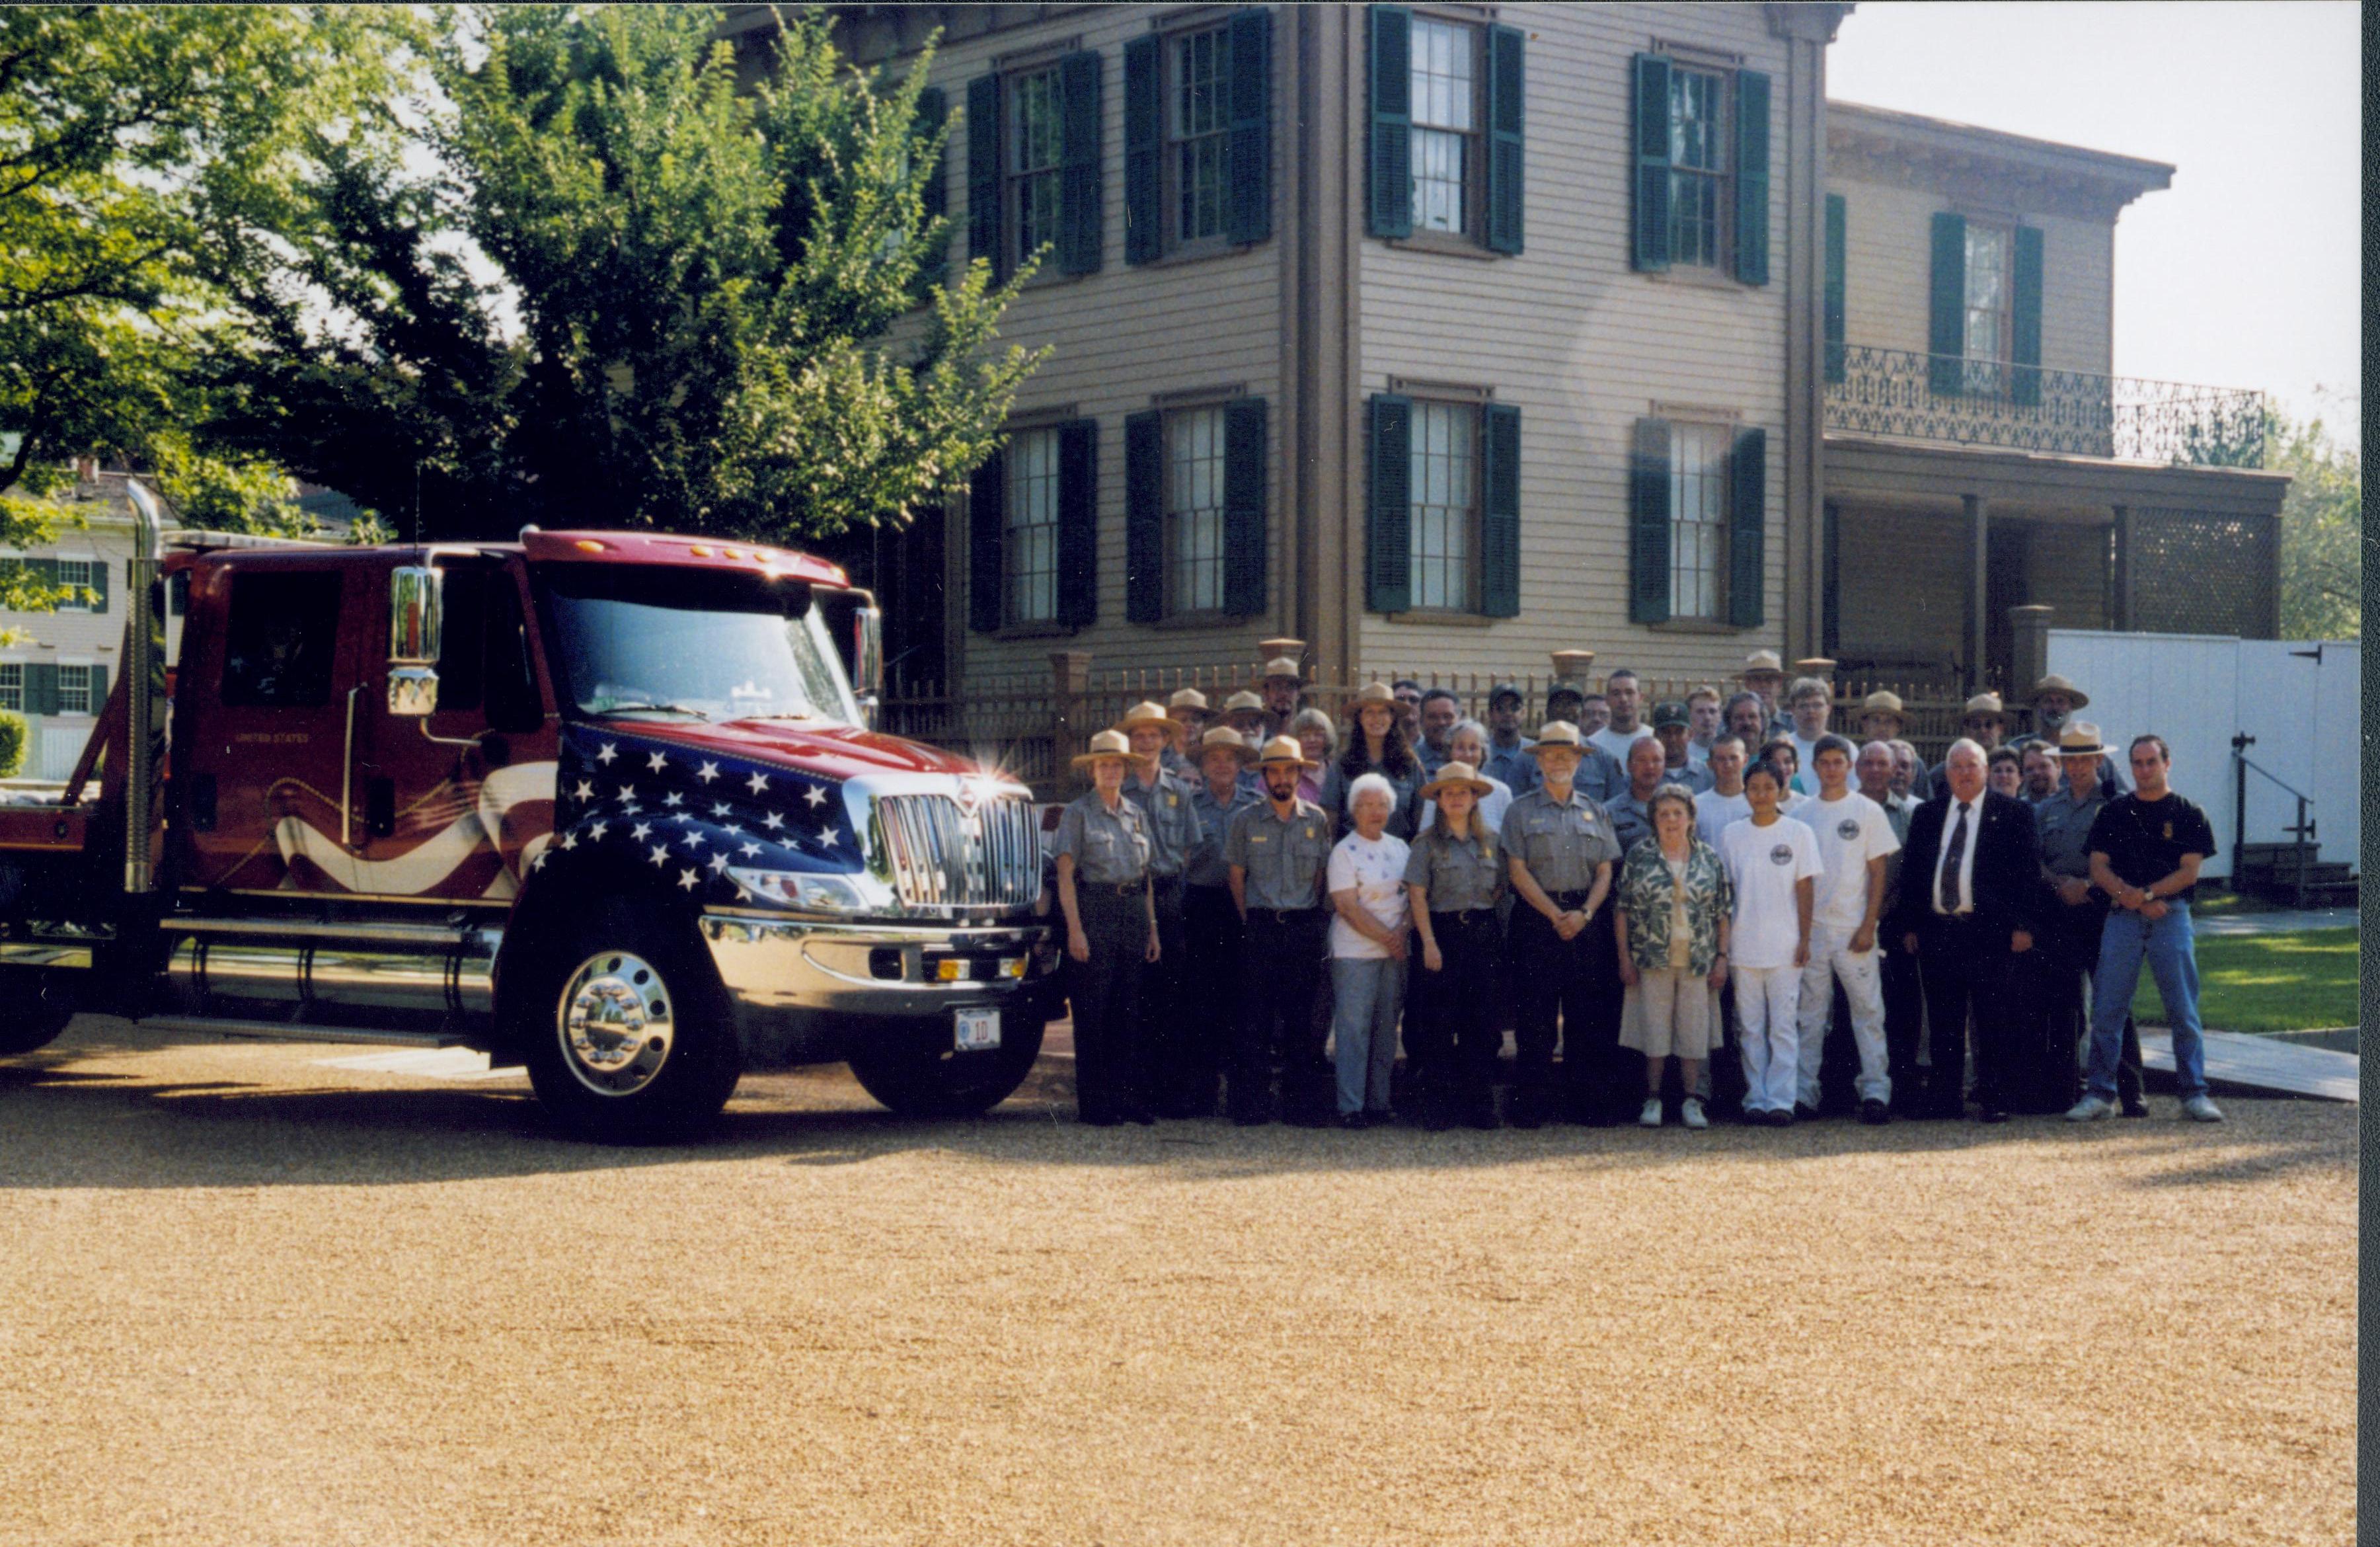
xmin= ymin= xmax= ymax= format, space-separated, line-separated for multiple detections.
xmin=0 ymin=1017 xmax=2354 ymax=1547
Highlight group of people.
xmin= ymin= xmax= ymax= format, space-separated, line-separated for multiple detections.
xmin=1047 ymin=647 xmax=2222 ymax=1134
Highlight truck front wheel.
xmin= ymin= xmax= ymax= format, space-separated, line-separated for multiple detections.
xmin=847 ymin=1016 xmax=1046 ymax=1119
xmin=506 ymin=902 xmax=743 ymax=1144
xmin=0 ymin=967 xmax=75 ymax=1054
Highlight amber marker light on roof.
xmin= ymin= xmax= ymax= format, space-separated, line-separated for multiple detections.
xmin=689 ymin=545 xmax=713 ymax=556
xmin=573 ymin=539 xmax=606 ymax=553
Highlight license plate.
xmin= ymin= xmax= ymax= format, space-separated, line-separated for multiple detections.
xmin=954 ymin=1007 xmax=1001 ymax=1052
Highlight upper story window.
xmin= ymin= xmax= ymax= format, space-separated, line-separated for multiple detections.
xmin=1004 ymin=426 xmax=1062 ymax=627
xmin=1126 ymin=11 xmax=1274 ymax=263
xmin=1926 ymin=212 xmax=2043 ymax=403
xmin=1962 ymin=221 xmax=2013 ymax=393
xmin=1171 ymin=27 xmax=1228 ymax=243
xmin=1667 ymin=421 xmax=1731 ymax=621
xmin=1365 ymin=7 xmax=1523 ymax=255
xmin=1409 ymin=399 xmax=1477 ymax=610
xmin=1666 ymin=67 xmax=1728 ymax=269
xmin=54 ymin=558 xmax=97 ymax=612
xmin=1007 ymin=67 xmax=1065 ymax=270
xmin=968 ymin=52 xmax=1102 ymax=280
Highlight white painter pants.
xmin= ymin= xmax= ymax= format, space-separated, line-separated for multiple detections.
xmin=1796 ymin=923 xmax=1892 ymax=1108
xmin=1734 ymin=963 xmax=1801 ymax=1115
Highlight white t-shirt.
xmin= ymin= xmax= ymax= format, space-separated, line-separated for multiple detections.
xmin=1800 ymin=789 xmax=1901 ymax=933
xmin=1419 ymin=775 xmax=1512 ymax=838
xmin=1720 ymin=814 xmax=1824 ymax=970
xmin=1696 ymin=788 xmax=1751 ymax=851
xmin=1327 ymin=831 xmax=1412 ymax=959
xmin=1590 ymin=724 xmax=1656 ymax=768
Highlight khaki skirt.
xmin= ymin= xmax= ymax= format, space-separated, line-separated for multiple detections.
xmin=1620 ymin=967 xmax=1720 ymax=1060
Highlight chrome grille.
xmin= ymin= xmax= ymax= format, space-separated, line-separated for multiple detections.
xmin=872 ymin=792 xmax=1040 ymax=913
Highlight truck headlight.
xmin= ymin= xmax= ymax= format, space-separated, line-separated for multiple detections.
xmin=727 ymin=868 xmax=874 ymax=912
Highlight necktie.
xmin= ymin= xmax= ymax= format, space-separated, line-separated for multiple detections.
xmin=1939 ymin=802 xmax=1970 ymax=915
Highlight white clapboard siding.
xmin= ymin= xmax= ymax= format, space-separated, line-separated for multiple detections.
xmin=1358 ymin=1 xmax=1794 ymax=682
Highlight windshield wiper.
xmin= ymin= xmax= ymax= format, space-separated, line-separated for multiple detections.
xmin=590 ymin=701 xmax=712 ymax=720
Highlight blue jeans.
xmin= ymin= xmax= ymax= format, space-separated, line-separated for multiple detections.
xmin=1330 ymin=956 xmax=1406 ymax=1116
xmin=2088 ymin=902 xmax=2204 ymax=1099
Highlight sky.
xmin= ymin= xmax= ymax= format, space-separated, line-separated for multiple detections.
xmin=1828 ymin=1 xmax=2361 ymax=447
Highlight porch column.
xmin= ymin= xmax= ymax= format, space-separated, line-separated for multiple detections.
xmin=2110 ymin=504 xmax=2132 ymax=630
xmin=1963 ymin=495 xmax=1989 ymax=694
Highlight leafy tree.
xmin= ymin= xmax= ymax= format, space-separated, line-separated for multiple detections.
xmin=204 ymin=5 xmax=1044 ymax=545
xmin=2270 ymin=399 xmax=2360 ymax=639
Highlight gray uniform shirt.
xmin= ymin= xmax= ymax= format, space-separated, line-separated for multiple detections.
xmin=1122 ymin=767 xmax=1200 ymax=879
xmin=1225 ymin=799 xmax=1333 ymax=911
xmin=1605 ymin=787 xmax=1663 ymax=856
xmin=1403 ymin=821 xmax=1507 ymax=912
xmin=1502 ymin=786 xmax=1623 ymax=895
xmin=1186 ymin=780 xmax=1260 ymax=889
xmin=1054 ymin=793 xmax=1151 ymax=886
xmin=2034 ymin=787 xmax=2110 ymax=879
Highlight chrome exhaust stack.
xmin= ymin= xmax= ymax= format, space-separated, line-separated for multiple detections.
xmin=122 ymin=479 xmax=165 ymax=896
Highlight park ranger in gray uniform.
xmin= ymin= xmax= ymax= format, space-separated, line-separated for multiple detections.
xmin=1501 ymin=723 xmax=1626 ymax=1127
xmin=1119 ymin=701 xmax=1203 ymax=1118
xmin=1175 ymin=725 xmax=1260 ymax=1115
xmin=1052 ymin=731 xmax=1161 ymax=1125
xmin=1225 ymin=735 xmax=1334 ymax=1125
xmin=2034 ymin=721 xmax=2146 ymax=1117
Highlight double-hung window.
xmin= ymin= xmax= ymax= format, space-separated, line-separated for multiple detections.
xmin=1003 ymin=427 xmax=1062 ymax=628
xmin=1165 ymin=407 xmax=1227 ymax=615
xmin=971 ymin=52 xmax=1102 ymax=279
xmin=55 ymin=557 xmax=95 ymax=612
xmin=1629 ymin=52 xmax=1770 ymax=283
xmin=1629 ymin=416 xmax=1765 ymax=629
xmin=1007 ymin=67 xmax=1065 ymax=272
xmin=1666 ymin=67 xmax=1727 ymax=269
xmin=1408 ymin=401 xmax=1477 ymax=610
xmin=1365 ymin=7 xmax=1523 ymax=253
xmin=1962 ymin=222 xmax=2013 ymax=395
xmin=1409 ymin=19 xmax=1475 ymax=235
xmin=0 ymin=662 xmax=20 ymax=713
xmin=1171 ymin=28 xmax=1229 ymax=244
xmin=1126 ymin=11 xmax=1273 ymax=262
xmin=1666 ymin=422 xmax=1730 ymax=621
xmin=55 ymin=664 xmax=93 ymax=717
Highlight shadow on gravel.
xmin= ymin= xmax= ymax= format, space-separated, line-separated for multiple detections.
xmin=0 ymin=1034 xmax=2354 ymax=1193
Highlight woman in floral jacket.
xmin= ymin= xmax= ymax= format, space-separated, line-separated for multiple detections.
xmin=1614 ymin=784 xmax=1734 ymax=1130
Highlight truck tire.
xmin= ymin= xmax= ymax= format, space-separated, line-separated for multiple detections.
xmin=0 ymin=967 xmax=75 ymax=1055
xmin=506 ymin=900 xmax=743 ymax=1144
xmin=847 ymin=1016 xmax=1046 ymax=1119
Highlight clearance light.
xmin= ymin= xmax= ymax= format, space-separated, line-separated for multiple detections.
xmin=722 ymin=547 xmax=745 ymax=560
xmin=689 ymin=545 xmax=713 ymax=557
xmin=1001 ymin=957 xmax=1026 ymax=979
xmin=573 ymin=539 xmax=607 ymax=553
xmin=935 ymin=959 xmax=965 ymax=982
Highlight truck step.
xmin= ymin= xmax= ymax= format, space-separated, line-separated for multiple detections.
xmin=135 ymin=1015 xmax=474 ymax=1051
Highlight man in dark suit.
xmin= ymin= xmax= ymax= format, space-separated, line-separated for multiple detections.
xmin=1891 ymin=738 xmax=2045 ymax=1123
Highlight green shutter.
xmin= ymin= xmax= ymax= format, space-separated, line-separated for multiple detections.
xmin=966 ymin=74 xmax=1002 ymax=279
xmin=2011 ymin=223 xmax=2044 ymax=407
xmin=1728 ymin=426 xmax=1766 ymax=628
xmin=1225 ymin=7 xmax=1273 ymax=245
xmin=1820 ymin=500 xmax=1841 ymax=654
xmin=1223 ymin=397 xmax=1268 ymax=615
xmin=1365 ymin=7 xmax=1412 ymax=239
xmin=1056 ymin=50 xmax=1102 ymax=276
xmin=85 ymin=662 xmax=108 ymax=715
xmin=1365 ymin=393 xmax=1412 ymax=613
xmin=1479 ymin=403 xmax=1521 ymax=617
xmin=1630 ymin=54 xmax=1672 ymax=272
xmin=1823 ymin=192 xmax=1847 ymax=383
xmin=915 ymin=86 xmax=948 ymax=288
xmin=1123 ymin=36 xmax=1161 ymax=264
xmin=968 ymin=449 xmax=1004 ymax=633
xmin=24 ymin=660 xmax=56 ymax=717
xmin=1929 ymin=211 xmax=1966 ymax=396
xmin=1124 ymin=410 xmax=1164 ymax=622
xmin=1733 ymin=69 xmax=1770 ymax=284
xmin=1055 ymin=417 xmax=1098 ymax=625
xmin=1628 ymin=417 xmax=1671 ymax=624
xmin=87 ymin=555 xmax=107 ymax=614
xmin=1484 ymin=24 xmax=1524 ymax=255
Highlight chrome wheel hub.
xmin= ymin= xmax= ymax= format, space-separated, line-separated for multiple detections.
xmin=558 ymin=951 xmax=673 ymax=1097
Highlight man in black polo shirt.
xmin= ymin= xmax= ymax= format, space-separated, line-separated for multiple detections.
xmin=2066 ymin=734 xmax=2223 ymax=1123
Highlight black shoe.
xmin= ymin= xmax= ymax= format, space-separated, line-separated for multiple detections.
xmin=1506 ymin=1096 xmax=1543 ymax=1130
xmin=1230 ymin=1108 xmax=1271 ymax=1127
xmin=1340 ymin=1111 xmax=1372 ymax=1130
xmin=2120 ymin=1097 xmax=2149 ymax=1119
xmin=1794 ymin=1102 xmax=1820 ymax=1122
xmin=1979 ymin=1107 xmax=2010 ymax=1125
xmin=1859 ymin=1099 xmax=1890 ymax=1126
xmin=1466 ymin=1105 xmax=1502 ymax=1130
xmin=1766 ymin=1109 xmax=1795 ymax=1128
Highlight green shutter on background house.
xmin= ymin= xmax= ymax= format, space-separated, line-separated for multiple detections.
xmin=85 ymin=554 xmax=106 ymax=614
xmin=1478 ymin=403 xmax=1521 ymax=617
xmin=1225 ymin=7 xmax=1273 ymax=245
xmin=1365 ymin=7 xmax=1412 ymax=239
xmin=1484 ymin=24 xmax=1524 ymax=255
xmin=967 ymin=74 xmax=1002 ymax=278
xmin=2011 ymin=223 xmax=2044 ymax=407
xmin=968 ymin=449 xmax=1004 ymax=633
xmin=1365 ymin=393 xmax=1412 ymax=613
xmin=1728 ymin=426 xmax=1766 ymax=628
xmin=85 ymin=663 xmax=107 ymax=715
xmin=1054 ymin=418 xmax=1098 ymax=625
xmin=1820 ymin=501 xmax=1841 ymax=654
xmin=1929 ymin=210 xmax=1967 ymax=396
xmin=24 ymin=660 xmax=56 ymax=717
xmin=1124 ymin=410 xmax=1164 ymax=622
xmin=1223 ymin=396 xmax=1268 ymax=615
xmin=1056 ymin=50 xmax=1103 ymax=276
xmin=1733 ymin=69 xmax=1769 ymax=284
xmin=1630 ymin=53 xmax=1672 ymax=272
xmin=1122 ymin=35 xmax=1161 ymax=264
xmin=915 ymin=86 xmax=948 ymax=288
xmin=1629 ymin=417 xmax=1672 ymax=624
xmin=1823 ymin=192 xmax=1847 ymax=383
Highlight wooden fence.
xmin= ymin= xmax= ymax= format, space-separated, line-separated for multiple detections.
xmin=882 ymin=656 xmax=2026 ymax=799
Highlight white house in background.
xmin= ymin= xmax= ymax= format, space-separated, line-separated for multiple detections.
xmin=0 ymin=469 xmax=137 ymax=780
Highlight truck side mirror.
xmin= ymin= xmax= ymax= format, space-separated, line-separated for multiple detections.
xmin=388 ymin=565 xmax=442 ymax=718
xmin=854 ymin=604 xmax=883 ymax=729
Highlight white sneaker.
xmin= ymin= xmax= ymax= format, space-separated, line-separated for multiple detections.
xmin=1638 ymin=1097 xmax=1664 ymax=1128
xmin=1681 ymin=1097 xmax=1708 ymax=1130
xmin=2065 ymin=1095 xmax=2114 ymax=1122
xmin=2182 ymin=1095 xmax=2225 ymax=1123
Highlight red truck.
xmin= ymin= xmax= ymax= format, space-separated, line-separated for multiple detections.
xmin=0 ymin=484 xmax=1060 ymax=1140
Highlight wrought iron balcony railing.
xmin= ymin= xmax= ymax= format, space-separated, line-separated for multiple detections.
xmin=1823 ymin=344 xmax=2266 ymax=468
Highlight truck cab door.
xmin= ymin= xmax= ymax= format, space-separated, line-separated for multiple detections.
xmin=174 ymin=560 xmax=368 ymax=895
xmin=356 ymin=557 xmax=558 ymax=903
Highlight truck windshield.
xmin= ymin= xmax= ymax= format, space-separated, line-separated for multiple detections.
xmin=535 ymin=564 xmax=863 ymax=727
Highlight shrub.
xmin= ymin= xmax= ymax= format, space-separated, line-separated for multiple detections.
xmin=0 ymin=710 xmax=24 ymax=779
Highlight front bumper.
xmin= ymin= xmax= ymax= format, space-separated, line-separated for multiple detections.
xmin=697 ymin=911 xmax=1062 ymax=1067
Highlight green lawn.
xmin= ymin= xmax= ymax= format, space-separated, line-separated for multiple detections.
xmin=2131 ymin=927 xmax=2361 ymax=1033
